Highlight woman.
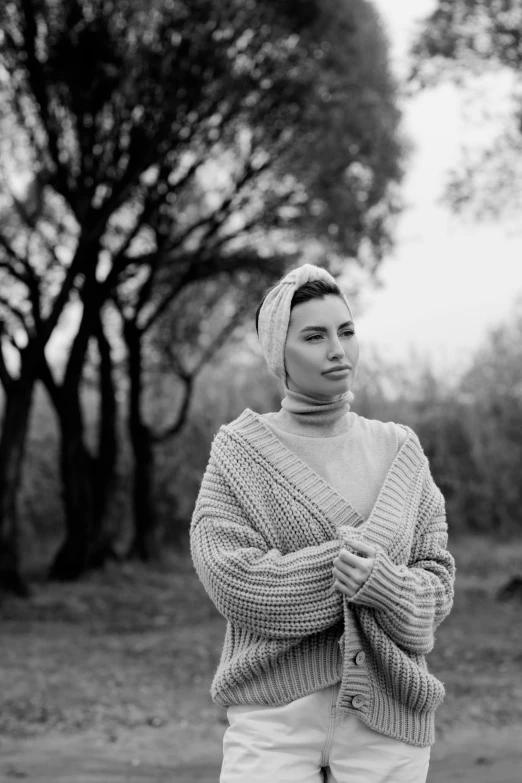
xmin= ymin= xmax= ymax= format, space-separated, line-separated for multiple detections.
xmin=190 ymin=263 xmax=455 ymax=783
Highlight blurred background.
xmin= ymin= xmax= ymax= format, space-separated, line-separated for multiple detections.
xmin=0 ymin=1 xmax=521 ymax=781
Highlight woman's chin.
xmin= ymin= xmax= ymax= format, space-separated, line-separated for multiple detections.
xmin=319 ymin=378 xmax=351 ymax=395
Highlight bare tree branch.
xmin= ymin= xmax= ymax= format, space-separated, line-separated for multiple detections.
xmin=36 ymin=351 xmax=61 ymax=410
xmin=165 ymin=156 xmax=270 ymax=255
xmin=135 ymin=264 xmax=158 ymax=315
xmin=0 ymin=237 xmax=31 ymax=285
xmin=0 ymin=328 xmax=13 ymax=390
xmin=103 ymin=186 xmax=169 ymax=290
xmin=203 ymin=212 xmax=272 ymax=255
xmin=139 ymin=271 xmax=186 ymax=334
xmin=0 ymin=232 xmax=44 ymax=332
xmin=19 ymin=0 xmax=73 ymax=207
xmin=151 ymin=374 xmax=193 ymax=443
xmin=152 ymin=303 xmax=250 ymax=443
xmin=0 ymin=295 xmax=30 ymax=333
xmin=36 ymin=235 xmax=96 ymax=348
xmin=13 ymin=197 xmax=65 ymax=280
xmin=165 ymin=153 xmax=205 ymax=196
xmin=9 ymin=69 xmax=49 ymax=165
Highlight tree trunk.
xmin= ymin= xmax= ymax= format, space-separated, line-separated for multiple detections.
xmin=89 ymin=314 xmax=120 ymax=567
xmin=0 ymin=377 xmax=34 ymax=595
xmin=125 ymin=321 xmax=160 ymax=561
xmin=48 ymin=389 xmax=96 ymax=580
xmin=48 ymin=371 xmax=120 ymax=578
xmin=128 ymin=421 xmax=159 ymax=561
xmin=48 ymin=301 xmax=119 ymax=579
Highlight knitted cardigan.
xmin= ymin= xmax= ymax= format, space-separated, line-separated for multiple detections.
xmin=190 ymin=409 xmax=455 ymax=747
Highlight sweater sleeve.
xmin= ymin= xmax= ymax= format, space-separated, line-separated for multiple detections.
xmin=348 ymin=485 xmax=455 ymax=655
xmin=190 ymin=452 xmax=344 ymax=640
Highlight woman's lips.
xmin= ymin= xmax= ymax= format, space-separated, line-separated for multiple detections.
xmin=322 ymin=367 xmax=351 ymax=377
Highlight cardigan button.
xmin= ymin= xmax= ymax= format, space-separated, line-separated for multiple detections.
xmin=352 ymin=694 xmax=366 ymax=709
xmin=355 ymin=651 xmax=366 ymax=666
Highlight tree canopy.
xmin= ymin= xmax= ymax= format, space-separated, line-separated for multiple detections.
xmin=412 ymin=0 xmax=522 ymax=217
xmin=0 ymin=0 xmax=404 ymax=589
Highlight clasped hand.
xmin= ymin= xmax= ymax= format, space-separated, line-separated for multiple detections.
xmin=332 ymin=540 xmax=376 ymax=598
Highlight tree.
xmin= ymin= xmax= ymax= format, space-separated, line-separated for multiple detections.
xmin=0 ymin=129 xmax=100 ymax=593
xmin=106 ymin=0 xmax=405 ymax=561
xmin=411 ymin=0 xmax=522 ymax=217
xmin=457 ymin=298 xmax=522 ymax=534
xmin=117 ymin=268 xmax=271 ymax=559
xmin=0 ymin=0 xmax=404 ymax=586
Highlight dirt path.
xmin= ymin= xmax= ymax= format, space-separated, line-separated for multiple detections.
xmin=1 ymin=723 xmax=521 ymax=782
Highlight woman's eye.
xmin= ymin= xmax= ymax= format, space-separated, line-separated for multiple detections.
xmin=306 ymin=330 xmax=354 ymax=342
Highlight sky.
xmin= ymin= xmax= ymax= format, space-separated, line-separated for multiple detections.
xmin=352 ymin=0 xmax=522 ymax=373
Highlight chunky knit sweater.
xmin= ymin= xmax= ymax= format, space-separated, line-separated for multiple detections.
xmin=190 ymin=407 xmax=455 ymax=747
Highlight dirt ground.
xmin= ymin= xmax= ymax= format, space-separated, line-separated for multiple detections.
xmin=1 ymin=536 xmax=521 ymax=782
xmin=1 ymin=721 xmax=522 ymax=782
xmin=1 ymin=719 xmax=522 ymax=782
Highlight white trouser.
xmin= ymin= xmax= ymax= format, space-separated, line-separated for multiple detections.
xmin=220 ymin=684 xmax=430 ymax=783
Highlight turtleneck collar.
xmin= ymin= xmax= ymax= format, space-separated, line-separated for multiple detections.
xmin=265 ymin=387 xmax=355 ymax=438
xmin=282 ymin=387 xmax=352 ymax=422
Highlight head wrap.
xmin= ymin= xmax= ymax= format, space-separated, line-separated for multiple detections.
xmin=257 ymin=263 xmax=352 ymax=385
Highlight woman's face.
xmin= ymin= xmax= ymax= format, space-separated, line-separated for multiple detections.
xmin=284 ymin=295 xmax=359 ymax=399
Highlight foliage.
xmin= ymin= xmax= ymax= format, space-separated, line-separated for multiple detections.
xmin=411 ymin=0 xmax=522 ymax=217
xmin=0 ymin=0 xmax=405 ymax=583
xmin=456 ymin=298 xmax=522 ymax=532
xmin=10 ymin=299 xmax=522 ymax=552
xmin=0 ymin=0 xmax=404 ymax=331
xmin=412 ymin=1 xmax=522 ymax=78
xmin=407 ymin=4 xmax=522 ymax=532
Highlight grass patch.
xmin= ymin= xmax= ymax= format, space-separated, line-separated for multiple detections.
xmin=1 ymin=535 xmax=521 ymax=748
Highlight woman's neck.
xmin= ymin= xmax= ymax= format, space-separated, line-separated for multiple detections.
xmin=269 ymin=387 xmax=354 ymax=437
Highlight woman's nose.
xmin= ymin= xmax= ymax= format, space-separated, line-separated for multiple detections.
xmin=328 ymin=336 xmax=344 ymax=359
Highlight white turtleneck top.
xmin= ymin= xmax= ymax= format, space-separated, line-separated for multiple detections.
xmin=261 ymin=389 xmax=407 ymax=520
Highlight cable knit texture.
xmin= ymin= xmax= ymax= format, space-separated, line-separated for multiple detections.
xmin=257 ymin=263 xmax=352 ymax=384
xmin=190 ymin=409 xmax=455 ymax=747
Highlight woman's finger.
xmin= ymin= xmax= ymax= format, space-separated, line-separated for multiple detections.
xmin=334 ymin=559 xmax=364 ymax=580
xmin=333 ymin=568 xmax=359 ymax=590
xmin=343 ymin=539 xmax=377 ymax=558
xmin=334 ymin=579 xmax=357 ymax=597
xmin=333 ymin=560 xmax=363 ymax=585
xmin=336 ymin=549 xmax=362 ymax=567
xmin=333 ymin=566 xmax=353 ymax=582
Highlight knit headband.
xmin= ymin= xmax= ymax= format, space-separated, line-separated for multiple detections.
xmin=257 ymin=263 xmax=352 ymax=384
